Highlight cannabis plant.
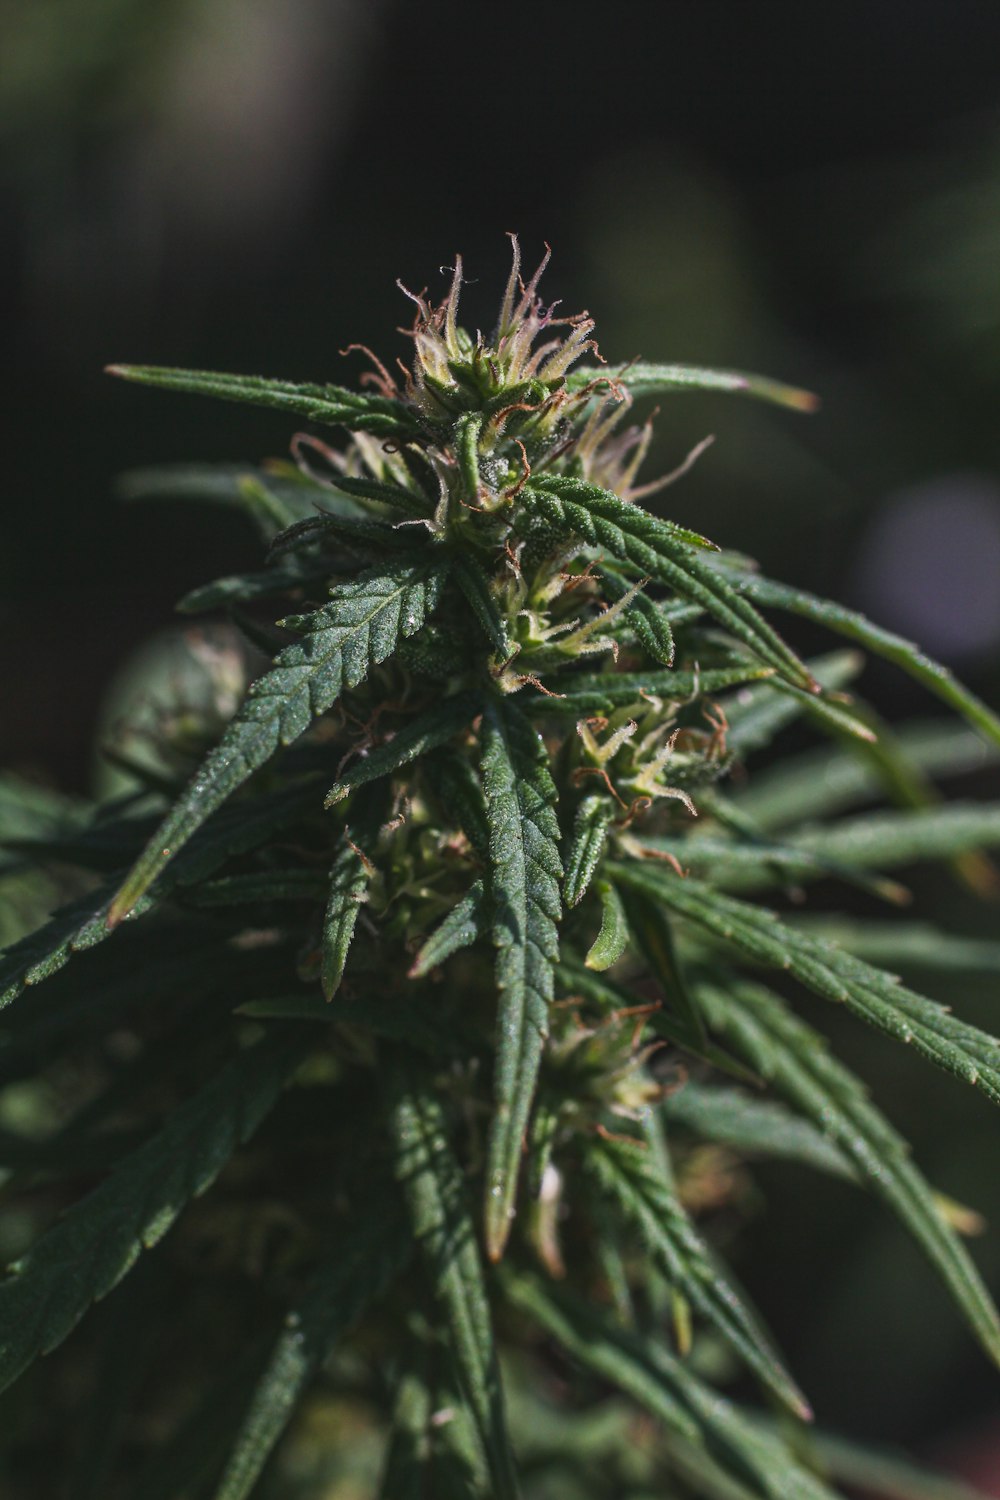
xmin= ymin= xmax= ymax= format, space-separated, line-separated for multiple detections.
xmin=3 ymin=242 xmax=1000 ymax=1499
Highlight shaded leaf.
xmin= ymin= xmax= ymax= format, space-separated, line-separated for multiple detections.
xmin=320 ymin=789 xmax=386 ymax=999
xmin=324 ymin=692 xmax=480 ymax=807
xmin=212 ymin=1209 xmax=409 ymax=1500
xmin=386 ymin=1055 xmax=520 ymax=1499
xmin=736 ymin=718 xmax=1000 ymax=831
xmin=453 ymin=553 xmax=513 ymax=658
xmin=0 ymin=1029 xmax=309 ymax=1393
xmin=502 ymin=1274 xmax=837 ymax=1500
xmin=662 ymin=1082 xmax=855 ymax=1180
xmin=530 ymin=663 xmax=775 ymax=718
xmin=725 ymin=570 xmax=1000 ymax=750
xmin=615 ymin=882 xmax=706 ymax=1046
xmin=791 ymin=803 xmax=1000 ymax=871
xmin=409 ymin=880 xmax=487 ymax=979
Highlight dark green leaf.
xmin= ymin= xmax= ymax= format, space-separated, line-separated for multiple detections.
xmin=586 ymin=1127 xmax=811 ymax=1416
xmin=584 ymin=879 xmax=628 ymax=971
xmin=724 ymin=571 xmax=1000 ymax=750
xmin=453 ymin=553 xmax=513 ymax=658
xmin=0 ymin=1029 xmax=308 ymax=1393
xmin=661 ymin=1083 xmax=855 ymax=1180
xmin=502 ymin=1274 xmax=837 ymax=1500
xmin=480 ymin=696 xmax=563 ymax=1261
xmin=567 ymin=360 xmax=820 ymax=413
xmin=409 ymin=880 xmax=488 ymax=978
xmin=107 ymin=364 xmax=421 ymax=440
xmin=211 ymin=1210 xmax=408 ymax=1500
xmin=615 ymin=882 xmax=706 ymax=1046
xmin=109 ymin=559 xmax=447 ymax=923
xmin=520 ymin=476 xmax=815 ymax=691
xmin=528 ymin=663 xmax=776 ymax=718
xmin=386 ymin=1056 xmax=521 ymax=1499
xmin=599 ymin=564 xmax=675 ymax=665
xmin=695 ymin=975 xmax=1000 ymax=1371
xmin=324 ymin=692 xmax=480 ymax=807
xmin=611 ymin=861 xmax=1000 ymax=1112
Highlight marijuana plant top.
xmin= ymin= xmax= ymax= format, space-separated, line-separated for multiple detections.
xmin=2 ymin=242 xmax=1000 ymax=1499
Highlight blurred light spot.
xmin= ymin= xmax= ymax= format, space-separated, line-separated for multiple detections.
xmin=853 ymin=474 xmax=1000 ymax=661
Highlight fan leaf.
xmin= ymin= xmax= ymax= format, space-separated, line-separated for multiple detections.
xmin=567 ymin=360 xmax=820 ymax=412
xmin=610 ymin=861 xmax=1000 ymax=1111
xmin=211 ymin=1210 xmax=408 ymax=1500
xmin=107 ymin=364 xmax=421 ymax=440
xmin=696 ymin=975 xmax=1000 ymax=1369
xmin=586 ymin=1126 xmax=811 ymax=1417
xmin=480 ymin=696 xmax=563 ymax=1261
xmin=109 ymin=558 xmax=448 ymax=923
xmin=386 ymin=1055 xmax=521 ymax=1499
xmin=0 ymin=1029 xmax=309 ymax=1394
xmin=520 ymin=476 xmax=816 ymax=691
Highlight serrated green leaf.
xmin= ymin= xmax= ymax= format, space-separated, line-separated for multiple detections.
xmin=610 ymin=862 xmax=1000 ymax=1118
xmin=520 ymin=476 xmax=815 ymax=691
xmin=453 ymin=553 xmax=513 ymax=658
xmin=269 ymin=507 xmax=424 ymax=559
xmin=721 ymin=650 xmax=864 ymax=758
xmin=502 ymin=1274 xmax=838 ymax=1500
xmin=211 ymin=1210 xmax=408 ymax=1500
xmin=528 ymin=663 xmax=776 ymax=718
xmin=480 ymin=696 xmax=562 ymax=1261
xmin=108 ymin=559 xmax=447 ymax=924
xmin=585 ymin=1127 xmax=811 ymax=1417
xmin=661 ymin=1082 xmax=854 ymax=1180
xmin=324 ymin=692 xmax=480 ymax=807
xmin=567 ymin=360 xmax=820 ymax=413
xmin=0 ymin=1029 xmax=308 ymax=1394
xmin=725 ymin=571 xmax=1000 ymax=750
xmin=599 ymin=565 xmax=675 ymax=665
xmin=409 ymin=880 xmax=487 ymax=978
xmin=563 ymin=794 xmax=615 ymax=907
xmin=320 ymin=789 xmax=386 ymax=999
xmin=1 ymin=780 xmax=319 ymax=1006
xmin=694 ymin=974 xmax=1000 ymax=1372
xmin=107 ymin=364 xmax=421 ymax=440
xmin=386 ymin=1056 xmax=521 ymax=1499
xmin=584 ymin=880 xmax=629 ymax=971
xmin=422 ymin=746 xmax=492 ymax=861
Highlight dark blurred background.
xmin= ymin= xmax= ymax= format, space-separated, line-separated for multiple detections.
xmin=3 ymin=0 xmax=1000 ymax=1483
